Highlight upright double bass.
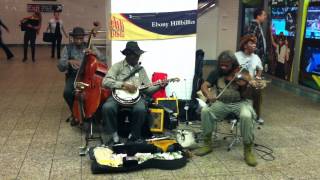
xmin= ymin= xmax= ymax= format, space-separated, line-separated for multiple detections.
xmin=72 ymin=22 xmax=111 ymax=124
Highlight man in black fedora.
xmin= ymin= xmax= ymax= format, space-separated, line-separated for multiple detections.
xmin=58 ymin=26 xmax=105 ymax=124
xmin=102 ymin=41 xmax=165 ymax=144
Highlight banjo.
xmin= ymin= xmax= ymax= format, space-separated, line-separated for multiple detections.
xmin=112 ymin=77 xmax=180 ymax=106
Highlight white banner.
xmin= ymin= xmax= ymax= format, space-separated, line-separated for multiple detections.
xmin=111 ymin=0 xmax=198 ymax=99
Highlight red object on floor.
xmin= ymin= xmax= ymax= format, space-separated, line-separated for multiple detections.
xmin=152 ymin=72 xmax=167 ymax=99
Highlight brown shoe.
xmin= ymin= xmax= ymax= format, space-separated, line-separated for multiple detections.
xmin=244 ymin=143 xmax=258 ymax=167
xmin=194 ymin=134 xmax=213 ymax=156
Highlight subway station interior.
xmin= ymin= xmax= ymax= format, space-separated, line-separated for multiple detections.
xmin=0 ymin=0 xmax=320 ymax=179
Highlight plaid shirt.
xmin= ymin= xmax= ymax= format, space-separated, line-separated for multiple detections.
xmin=246 ymin=20 xmax=266 ymax=60
xmin=57 ymin=43 xmax=106 ymax=73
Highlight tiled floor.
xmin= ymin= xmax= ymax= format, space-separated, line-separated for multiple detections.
xmin=0 ymin=47 xmax=320 ymax=179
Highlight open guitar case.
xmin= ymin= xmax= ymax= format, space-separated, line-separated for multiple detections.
xmin=89 ymin=141 xmax=188 ymax=174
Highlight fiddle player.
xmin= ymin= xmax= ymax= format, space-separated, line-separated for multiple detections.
xmin=235 ymin=34 xmax=264 ymax=124
xmin=57 ymin=26 xmax=105 ymax=124
xmin=194 ymin=50 xmax=263 ymax=167
xmin=20 ymin=11 xmax=42 ymax=62
xmin=101 ymin=41 xmax=166 ymax=144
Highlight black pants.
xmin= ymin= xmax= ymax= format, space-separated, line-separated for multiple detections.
xmin=0 ymin=36 xmax=13 ymax=59
xmin=63 ymin=74 xmax=76 ymax=113
xmin=275 ymin=62 xmax=285 ymax=79
xmin=252 ymin=89 xmax=262 ymax=119
xmin=23 ymin=31 xmax=36 ymax=60
xmin=102 ymin=97 xmax=147 ymax=139
xmin=51 ymin=35 xmax=62 ymax=58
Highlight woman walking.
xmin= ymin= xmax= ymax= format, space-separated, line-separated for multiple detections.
xmin=47 ymin=11 xmax=68 ymax=59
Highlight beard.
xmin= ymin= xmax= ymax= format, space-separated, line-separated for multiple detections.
xmin=126 ymin=59 xmax=139 ymax=66
xmin=220 ymin=68 xmax=232 ymax=75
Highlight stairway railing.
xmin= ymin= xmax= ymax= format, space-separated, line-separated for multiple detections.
xmin=198 ymin=0 xmax=217 ymax=17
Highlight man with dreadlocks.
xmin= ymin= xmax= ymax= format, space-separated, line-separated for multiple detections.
xmin=194 ymin=50 xmax=258 ymax=167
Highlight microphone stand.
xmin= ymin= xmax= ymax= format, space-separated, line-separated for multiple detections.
xmin=184 ymin=79 xmax=190 ymax=125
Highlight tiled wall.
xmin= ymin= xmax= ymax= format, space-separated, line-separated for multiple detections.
xmin=216 ymin=0 xmax=239 ymax=55
xmin=0 ymin=0 xmax=109 ymax=45
xmin=197 ymin=0 xmax=239 ymax=60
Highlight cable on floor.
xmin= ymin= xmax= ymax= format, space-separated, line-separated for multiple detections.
xmin=254 ymin=143 xmax=275 ymax=161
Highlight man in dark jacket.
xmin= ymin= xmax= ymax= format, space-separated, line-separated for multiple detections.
xmin=246 ymin=8 xmax=267 ymax=61
xmin=246 ymin=8 xmax=267 ymax=124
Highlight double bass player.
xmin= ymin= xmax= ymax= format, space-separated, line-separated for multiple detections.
xmin=57 ymin=26 xmax=106 ymax=124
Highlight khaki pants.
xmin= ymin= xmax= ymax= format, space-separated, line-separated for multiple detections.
xmin=201 ymin=100 xmax=256 ymax=144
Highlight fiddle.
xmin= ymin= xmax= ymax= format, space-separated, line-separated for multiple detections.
xmin=218 ymin=66 xmax=269 ymax=100
xmin=216 ymin=66 xmax=248 ymax=99
xmin=231 ymin=66 xmax=270 ymax=90
xmin=197 ymin=65 xmax=270 ymax=106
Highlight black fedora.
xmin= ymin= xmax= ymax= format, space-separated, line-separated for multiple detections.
xmin=121 ymin=41 xmax=145 ymax=56
xmin=69 ymin=27 xmax=88 ymax=37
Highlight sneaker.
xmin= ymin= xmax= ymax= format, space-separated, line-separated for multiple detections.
xmin=127 ymin=136 xmax=144 ymax=144
xmin=70 ymin=118 xmax=79 ymax=126
xmin=65 ymin=115 xmax=73 ymax=122
xmin=257 ymin=118 xmax=264 ymax=125
xmin=112 ymin=132 xmax=120 ymax=143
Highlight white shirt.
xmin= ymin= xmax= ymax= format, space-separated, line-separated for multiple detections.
xmin=235 ymin=51 xmax=263 ymax=77
xmin=48 ymin=18 xmax=64 ymax=33
xmin=276 ymin=44 xmax=290 ymax=64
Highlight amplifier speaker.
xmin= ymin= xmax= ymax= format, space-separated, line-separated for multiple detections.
xmin=149 ymin=108 xmax=164 ymax=133
xmin=155 ymin=98 xmax=179 ymax=116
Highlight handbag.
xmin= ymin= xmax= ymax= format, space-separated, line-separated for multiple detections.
xmin=43 ymin=32 xmax=55 ymax=42
xmin=20 ymin=20 xmax=28 ymax=31
xmin=43 ymin=23 xmax=55 ymax=42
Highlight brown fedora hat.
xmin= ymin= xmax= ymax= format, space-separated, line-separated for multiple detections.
xmin=239 ymin=34 xmax=257 ymax=50
xmin=69 ymin=27 xmax=88 ymax=37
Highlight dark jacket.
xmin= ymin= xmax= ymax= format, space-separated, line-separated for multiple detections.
xmin=246 ymin=20 xmax=266 ymax=60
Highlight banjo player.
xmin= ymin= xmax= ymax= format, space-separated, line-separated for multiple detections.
xmin=101 ymin=41 xmax=167 ymax=144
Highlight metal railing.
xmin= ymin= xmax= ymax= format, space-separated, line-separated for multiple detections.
xmin=68 ymin=29 xmax=110 ymax=48
xmin=198 ymin=0 xmax=217 ymax=17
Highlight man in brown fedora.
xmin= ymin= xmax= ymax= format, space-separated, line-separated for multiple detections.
xmin=57 ymin=26 xmax=105 ymax=124
xmin=235 ymin=34 xmax=264 ymax=125
xmin=102 ymin=41 xmax=166 ymax=144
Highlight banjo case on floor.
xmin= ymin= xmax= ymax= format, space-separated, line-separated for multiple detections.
xmin=89 ymin=142 xmax=188 ymax=174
